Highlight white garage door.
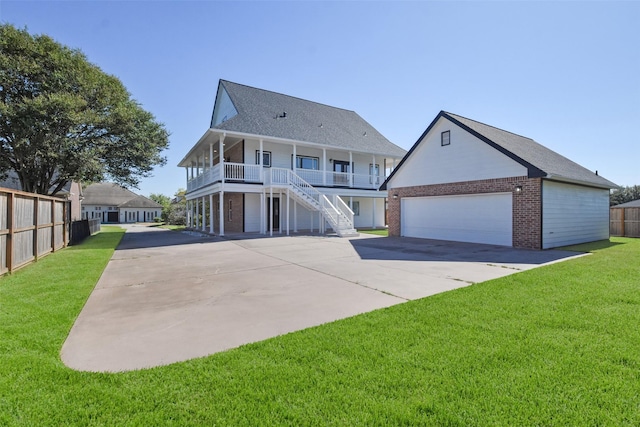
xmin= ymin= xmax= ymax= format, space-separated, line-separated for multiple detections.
xmin=401 ymin=193 xmax=513 ymax=246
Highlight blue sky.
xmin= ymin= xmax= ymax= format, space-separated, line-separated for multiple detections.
xmin=1 ymin=1 xmax=638 ymax=197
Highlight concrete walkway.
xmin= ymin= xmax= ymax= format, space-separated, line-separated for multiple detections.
xmin=61 ymin=225 xmax=582 ymax=372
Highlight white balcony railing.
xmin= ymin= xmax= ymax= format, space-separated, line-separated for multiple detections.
xmin=187 ymin=163 xmax=385 ymax=192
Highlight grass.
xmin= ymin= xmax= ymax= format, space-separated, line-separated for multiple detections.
xmin=358 ymin=228 xmax=388 ymax=236
xmin=157 ymin=224 xmax=186 ymax=231
xmin=1 ymin=231 xmax=640 ymax=425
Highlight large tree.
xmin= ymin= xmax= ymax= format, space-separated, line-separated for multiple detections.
xmin=0 ymin=24 xmax=169 ymax=195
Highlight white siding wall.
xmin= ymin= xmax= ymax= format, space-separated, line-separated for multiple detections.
xmin=244 ymin=193 xmax=261 ymax=232
xmin=347 ymin=197 xmax=386 ymax=229
xmin=243 ymin=139 xmax=385 ymax=180
xmin=211 ymin=87 xmax=238 ymax=127
xmin=388 ymin=118 xmax=527 ymax=189
xmin=542 ymin=181 xmax=610 ymax=249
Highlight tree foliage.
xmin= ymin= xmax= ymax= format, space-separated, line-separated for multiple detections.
xmin=149 ymin=193 xmax=171 ymax=222
xmin=167 ymin=188 xmax=186 ymax=225
xmin=610 ymin=185 xmax=640 ymax=206
xmin=0 ymin=24 xmax=169 ymax=195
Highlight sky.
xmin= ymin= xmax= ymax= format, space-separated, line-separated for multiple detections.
xmin=1 ymin=0 xmax=638 ymax=197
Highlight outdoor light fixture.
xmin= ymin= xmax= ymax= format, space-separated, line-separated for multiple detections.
xmin=515 ymin=185 xmax=523 ymax=193
xmin=393 ymin=194 xmax=399 ymax=199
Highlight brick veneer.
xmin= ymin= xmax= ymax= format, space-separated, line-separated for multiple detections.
xmin=387 ymin=176 xmax=542 ymax=249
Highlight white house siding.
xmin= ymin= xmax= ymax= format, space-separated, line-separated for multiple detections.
xmin=244 ymin=193 xmax=261 ymax=232
xmin=349 ymin=197 xmax=385 ymax=229
xmin=401 ymin=193 xmax=513 ymax=246
xmin=243 ymin=140 xmax=384 ymax=188
xmin=388 ymin=118 xmax=527 ymax=189
xmin=542 ymin=181 xmax=610 ymax=249
xmin=211 ymin=87 xmax=238 ymax=127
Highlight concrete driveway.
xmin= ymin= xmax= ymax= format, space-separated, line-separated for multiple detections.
xmin=61 ymin=225 xmax=583 ymax=372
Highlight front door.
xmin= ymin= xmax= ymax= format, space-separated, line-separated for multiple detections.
xmin=333 ymin=160 xmax=350 ymax=186
xmin=267 ymin=197 xmax=280 ymax=231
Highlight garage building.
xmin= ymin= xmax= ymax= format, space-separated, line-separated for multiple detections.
xmin=382 ymin=111 xmax=618 ymax=249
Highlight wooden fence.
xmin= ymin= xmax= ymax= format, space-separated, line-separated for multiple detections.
xmin=610 ymin=207 xmax=640 ymax=238
xmin=70 ymin=218 xmax=101 ymax=245
xmin=0 ymin=187 xmax=70 ymax=275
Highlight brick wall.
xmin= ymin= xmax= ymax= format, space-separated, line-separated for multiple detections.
xmin=206 ymin=193 xmax=244 ymax=234
xmin=387 ymin=176 xmax=542 ymax=249
xmin=225 ymin=140 xmax=244 ymax=163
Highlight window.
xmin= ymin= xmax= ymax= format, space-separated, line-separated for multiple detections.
xmin=228 ymin=200 xmax=233 ymax=221
xmin=441 ymin=130 xmax=450 ymax=146
xmin=369 ymin=164 xmax=380 ymax=184
xmin=95 ymin=206 xmax=101 ymax=211
xmin=294 ymin=155 xmax=319 ymax=170
xmin=350 ymin=201 xmax=360 ymax=216
xmin=256 ymin=150 xmax=272 ymax=167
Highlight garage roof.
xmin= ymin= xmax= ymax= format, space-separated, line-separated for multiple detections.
xmin=382 ymin=111 xmax=618 ymax=190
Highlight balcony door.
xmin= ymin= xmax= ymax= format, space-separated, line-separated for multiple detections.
xmin=333 ymin=160 xmax=350 ymax=186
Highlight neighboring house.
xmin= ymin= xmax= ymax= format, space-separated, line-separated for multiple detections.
xmin=382 ymin=111 xmax=618 ymax=249
xmin=178 ymin=80 xmax=406 ymax=236
xmin=611 ymin=199 xmax=640 ymax=208
xmin=0 ymin=170 xmax=83 ymax=221
xmin=81 ymin=182 xmax=162 ymax=223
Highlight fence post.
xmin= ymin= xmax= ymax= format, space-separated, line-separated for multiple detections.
xmin=33 ymin=196 xmax=39 ymax=261
xmin=7 ymin=192 xmax=13 ymax=273
xmin=51 ymin=199 xmax=56 ymax=252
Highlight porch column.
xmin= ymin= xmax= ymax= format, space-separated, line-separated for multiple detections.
xmin=349 ymin=151 xmax=353 ymax=187
xmin=372 ymin=198 xmax=377 ymax=229
xmin=209 ymin=193 xmax=214 ymax=234
xmin=219 ymin=133 xmax=225 ymax=183
xmin=209 ymin=144 xmax=214 ymax=168
xmin=269 ymin=187 xmax=273 ymax=237
xmin=259 ymin=138 xmax=264 ymax=182
xmin=260 ymin=190 xmax=265 ymax=234
xmin=293 ymin=201 xmax=297 ymax=232
xmin=286 ymin=189 xmax=290 ymax=236
xmin=372 ymin=154 xmax=377 ymax=188
xmin=188 ymin=201 xmax=192 ymax=228
xmin=201 ymin=196 xmax=206 ymax=231
xmin=322 ymin=148 xmax=327 ymax=186
xmin=195 ymin=199 xmax=199 ymax=229
xmin=292 ymin=144 xmax=297 ymax=175
xmin=219 ymin=191 xmax=225 ymax=236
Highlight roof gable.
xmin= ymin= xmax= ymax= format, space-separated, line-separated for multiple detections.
xmin=210 ymin=80 xmax=406 ymax=157
xmin=382 ymin=111 xmax=618 ymax=190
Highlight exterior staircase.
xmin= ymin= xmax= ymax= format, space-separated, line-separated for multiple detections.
xmin=267 ymin=168 xmax=358 ymax=237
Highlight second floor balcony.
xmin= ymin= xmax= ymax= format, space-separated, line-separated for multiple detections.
xmin=186 ymin=162 xmax=386 ymax=193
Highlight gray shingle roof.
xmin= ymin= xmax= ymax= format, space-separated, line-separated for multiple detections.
xmin=444 ymin=112 xmax=617 ymax=188
xmin=212 ymin=80 xmax=407 ymax=157
xmin=612 ymin=199 xmax=640 ymax=208
xmin=82 ymin=183 xmax=162 ymax=208
xmin=382 ymin=111 xmax=617 ymax=190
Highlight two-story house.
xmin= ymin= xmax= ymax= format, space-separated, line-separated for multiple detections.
xmin=178 ymin=80 xmax=406 ymax=237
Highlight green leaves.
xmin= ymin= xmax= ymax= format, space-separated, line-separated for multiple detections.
xmin=0 ymin=24 xmax=169 ymax=195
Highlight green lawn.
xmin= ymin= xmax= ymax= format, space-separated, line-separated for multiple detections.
xmin=1 ymin=229 xmax=639 ymax=425
xmin=358 ymin=228 xmax=388 ymax=236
